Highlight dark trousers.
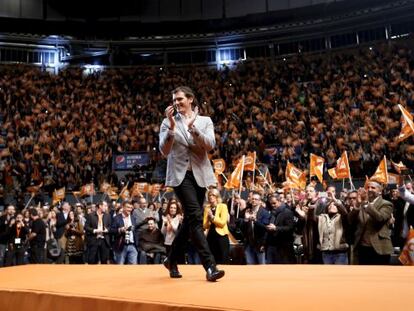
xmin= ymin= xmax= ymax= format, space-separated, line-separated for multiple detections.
xmin=30 ymin=245 xmax=45 ymax=264
xmin=5 ymin=246 xmax=26 ymax=266
xmin=358 ymin=246 xmax=390 ymax=265
xmin=169 ymin=171 xmax=215 ymax=270
xmin=266 ymin=244 xmax=295 ymax=264
xmin=87 ymin=238 xmax=110 ymax=264
xmin=207 ymin=229 xmax=230 ymax=264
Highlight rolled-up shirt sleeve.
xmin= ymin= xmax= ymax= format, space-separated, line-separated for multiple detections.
xmin=398 ymin=186 xmax=414 ymax=205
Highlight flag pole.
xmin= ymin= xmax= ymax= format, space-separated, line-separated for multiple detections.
xmin=24 ymin=192 xmax=36 ymax=210
xmin=251 ymin=152 xmax=256 ymax=190
xmin=256 ymin=166 xmax=274 ymax=192
xmin=238 ymin=155 xmax=245 ymax=195
xmin=90 ymin=180 xmax=94 ymax=205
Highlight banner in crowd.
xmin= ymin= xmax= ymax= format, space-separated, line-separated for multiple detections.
xmin=285 ymin=161 xmax=306 ymax=190
xmin=370 ymin=156 xmax=388 ymax=184
xmin=329 ymin=151 xmax=351 ymax=179
xmin=52 ymin=187 xmax=65 ymax=205
xmin=310 ymin=153 xmax=324 ymax=184
xmin=224 ymin=156 xmax=244 ymax=190
xmin=399 ymin=228 xmax=414 ymax=265
xmin=80 ymin=183 xmax=95 ymax=197
xmin=397 ymin=104 xmax=414 ymax=142
xmin=112 ymin=153 xmax=150 ymax=170
xmin=244 ymin=152 xmax=256 ymax=172
xmin=212 ymin=159 xmax=226 ymax=176
xmin=391 ymin=160 xmax=408 ymax=174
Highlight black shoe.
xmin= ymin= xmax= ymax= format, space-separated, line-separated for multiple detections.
xmin=163 ymin=257 xmax=182 ymax=278
xmin=206 ymin=266 xmax=225 ymax=282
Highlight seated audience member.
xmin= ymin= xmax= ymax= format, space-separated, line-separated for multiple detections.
xmin=139 ymin=217 xmax=165 ymax=264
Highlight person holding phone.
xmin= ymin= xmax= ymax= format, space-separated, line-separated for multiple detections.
xmin=159 ymin=86 xmax=224 ymax=282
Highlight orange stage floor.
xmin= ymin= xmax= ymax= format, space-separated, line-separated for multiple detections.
xmin=0 ymin=264 xmax=413 ymax=311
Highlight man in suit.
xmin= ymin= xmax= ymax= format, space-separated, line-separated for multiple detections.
xmin=348 ymin=181 xmax=393 ymax=265
xmin=55 ymin=202 xmax=71 ymax=263
xmin=110 ymin=200 xmax=139 ymax=264
xmin=84 ymin=201 xmax=111 ymax=264
xmin=397 ymin=180 xmax=414 ymax=243
xmin=159 ymin=86 xmax=224 ymax=282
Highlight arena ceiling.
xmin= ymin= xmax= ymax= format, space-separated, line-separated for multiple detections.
xmin=0 ymin=0 xmax=400 ymax=38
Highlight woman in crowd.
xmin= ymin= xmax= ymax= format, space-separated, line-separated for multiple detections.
xmin=161 ymin=199 xmax=183 ymax=255
xmin=203 ymin=188 xmax=230 ymax=264
xmin=65 ymin=210 xmax=85 ymax=264
xmin=5 ymin=213 xmax=29 ymax=266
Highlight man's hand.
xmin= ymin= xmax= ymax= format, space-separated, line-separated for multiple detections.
xmin=165 ymin=105 xmax=176 ymax=130
xmin=187 ymin=106 xmax=199 ymax=129
xmin=266 ymin=223 xmax=276 ymax=231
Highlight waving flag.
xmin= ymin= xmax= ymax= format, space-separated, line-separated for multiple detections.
xmin=310 ymin=154 xmax=325 ymax=184
xmin=397 ymin=104 xmax=414 ymax=142
xmin=370 ymin=156 xmax=388 ymax=184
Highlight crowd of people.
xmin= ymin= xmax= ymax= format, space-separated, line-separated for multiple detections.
xmin=0 ymin=36 xmax=414 ymax=266
xmin=0 ymin=178 xmax=413 ymax=266
xmin=0 ymin=38 xmax=414 ymax=208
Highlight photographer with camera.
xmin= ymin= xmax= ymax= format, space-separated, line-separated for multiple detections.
xmin=110 ymin=200 xmax=139 ymax=264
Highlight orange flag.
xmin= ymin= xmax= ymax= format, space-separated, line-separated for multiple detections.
xmin=27 ymin=182 xmax=43 ymax=194
xmin=328 ymin=167 xmax=337 ymax=179
xmin=336 ymin=151 xmax=351 ymax=179
xmin=329 ymin=151 xmax=351 ymax=179
xmin=52 ymin=187 xmax=66 ymax=205
xmin=119 ymin=185 xmax=130 ymax=200
xmin=244 ymin=152 xmax=256 ymax=172
xmin=397 ymin=104 xmax=414 ymax=142
xmin=224 ymin=156 xmax=244 ymax=190
xmin=107 ymin=187 xmax=119 ymax=200
xmin=100 ymin=182 xmax=111 ymax=193
xmin=387 ymin=173 xmax=401 ymax=185
xmin=151 ymin=183 xmax=162 ymax=196
xmin=310 ymin=154 xmax=325 ymax=184
xmin=285 ymin=161 xmax=306 ymax=190
xmin=130 ymin=183 xmax=142 ymax=197
xmin=399 ymin=228 xmax=414 ymax=265
xmin=212 ymin=159 xmax=226 ymax=176
xmin=370 ymin=156 xmax=388 ymax=184
xmin=391 ymin=160 xmax=408 ymax=174
xmin=80 ymin=183 xmax=95 ymax=197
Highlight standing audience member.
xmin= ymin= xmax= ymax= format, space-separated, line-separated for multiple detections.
xmin=203 ymin=188 xmax=230 ymax=264
xmin=28 ymin=208 xmax=46 ymax=264
xmin=84 ymin=201 xmax=111 ymax=264
xmin=111 ymin=200 xmax=139 ymax=264
xmin=0 ymin=205 xmax=16 ymax=266
xmin=316 ymin=200 xmax=349 ymax=264
xmin=161 ymin=199 xmax=183 ymax=256
xmin=241 ymin=191 xmax=269 ymax=264
xmin=265 ymin=195 xmax=295 ymax=264
xmin=65 ymin=210 xmax=85 ymax=264
xmin=348 ymin=182 xmax=393 ymax=265
xmin=5 ymin=213 xmax=29 ymax=266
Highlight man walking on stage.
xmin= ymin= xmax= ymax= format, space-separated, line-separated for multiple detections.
xmin=159 ymin=86 xmax=224 ymax=282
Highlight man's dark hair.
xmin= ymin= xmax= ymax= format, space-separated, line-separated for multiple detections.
xmin=172 ymin=86 xmax=199 ymax=107
xmin=29 ymin=208 xmax=38 ymax=217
